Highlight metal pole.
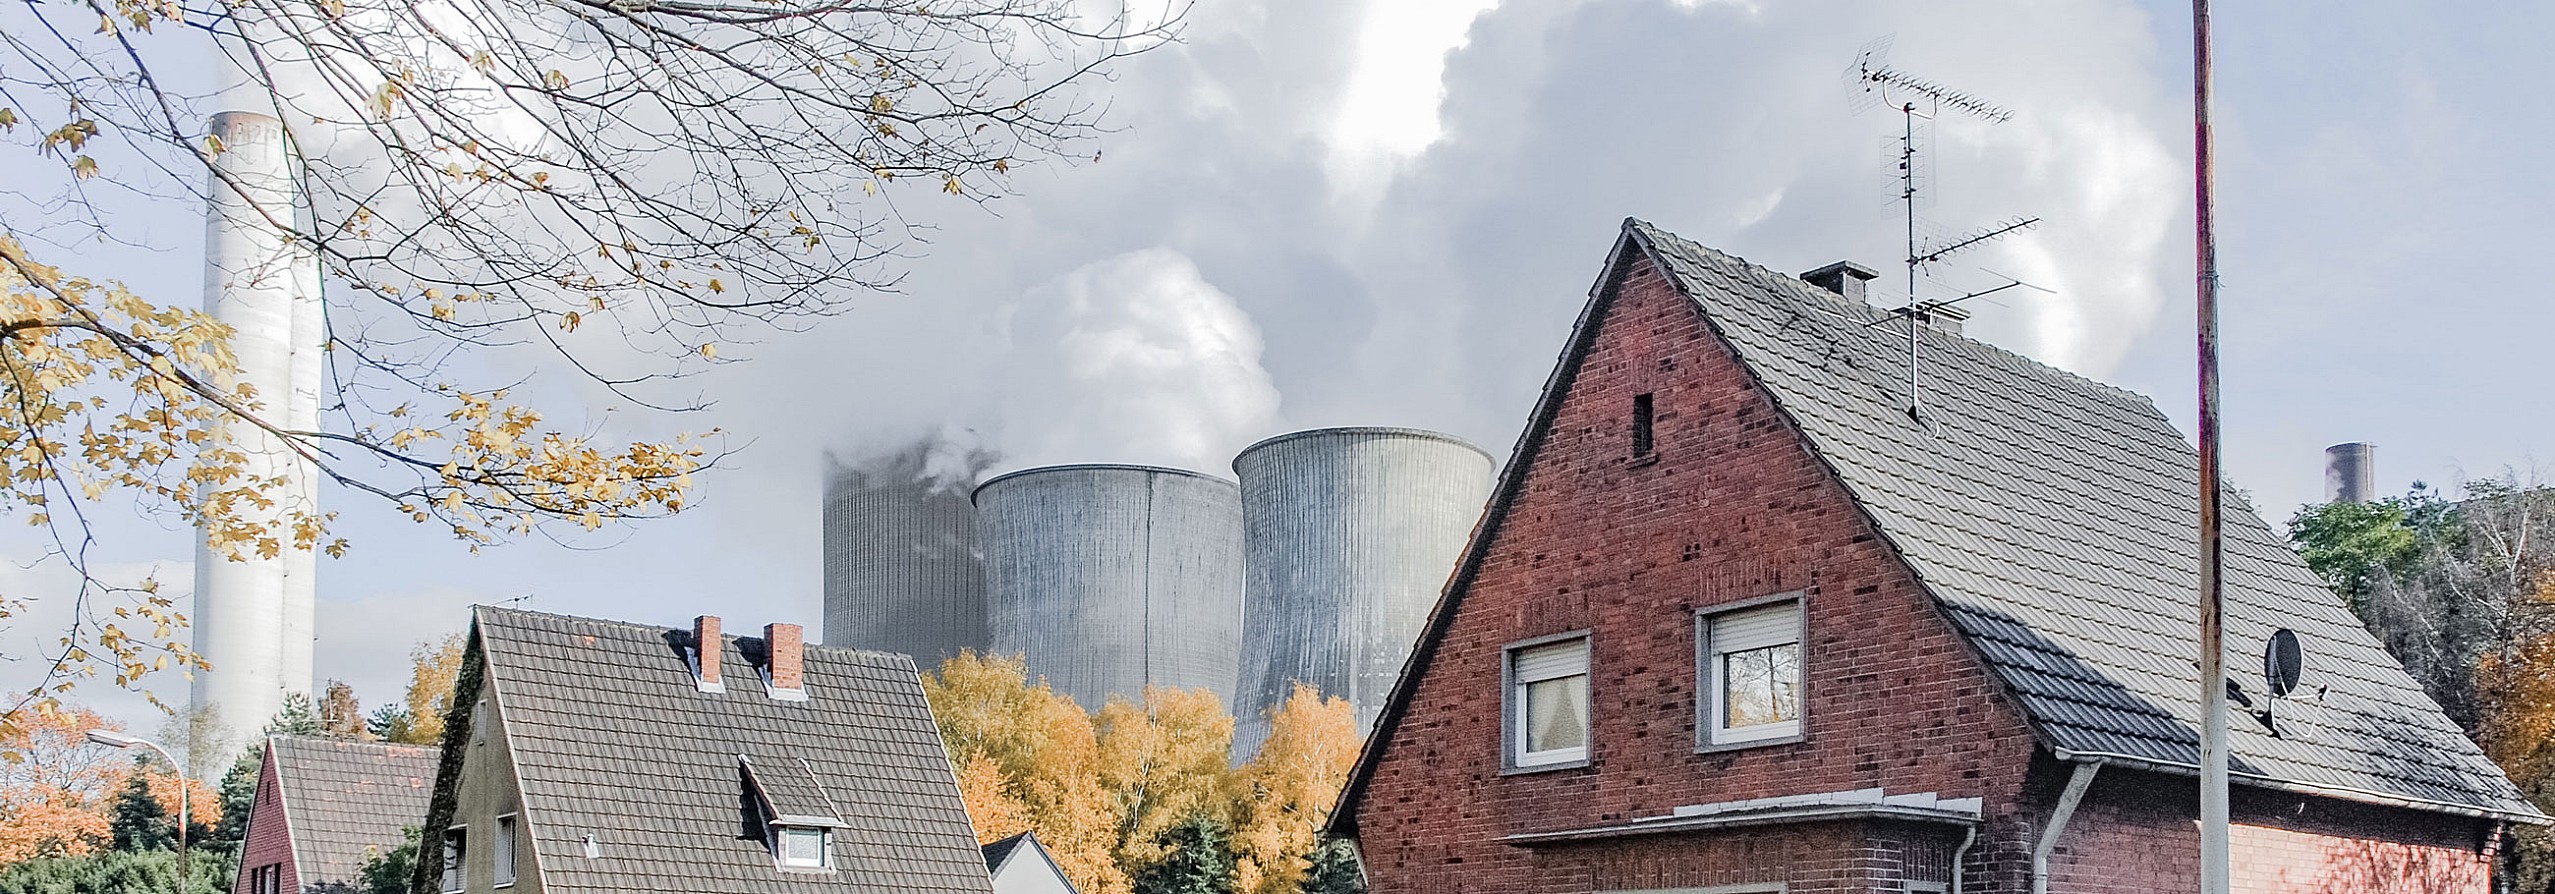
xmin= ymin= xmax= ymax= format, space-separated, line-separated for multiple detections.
xmin=1903 ymin=103 xmax=1922 ymax=416
xmin=2193 ymin=0 xmax=2231 ymax=891
xmin=178 ymin=770 xmax=190 ymax=894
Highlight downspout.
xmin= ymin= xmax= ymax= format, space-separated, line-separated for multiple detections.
xmin=2032 ymin=759 xmax=2104 ymax=894
xmin=1950 ymin=822 xmax=1977 ymax=894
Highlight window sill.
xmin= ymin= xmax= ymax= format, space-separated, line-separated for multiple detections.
xmin=1627 ymin=453 xmax=1659 ymax=468
xmin=1500 ymin=758 xmax=1592 ymax=776
xmin=1695 ymin=731 xmax=1806 ymax=754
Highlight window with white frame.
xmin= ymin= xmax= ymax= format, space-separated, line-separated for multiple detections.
xmin=1507 ymin=635 xmax=1591 ymax=767
xmin=774 ymin=825 xmax=832 ymax=869
xmin=1699 ymin=599 xmax=1804 ymax=746
xmin=441 ymin=827 xmax=467 ymax=893
xmin=493 ymin=814 xmax=518 ymax=887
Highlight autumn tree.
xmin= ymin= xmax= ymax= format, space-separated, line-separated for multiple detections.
xmin=0 ymin=706 xmax=127 ymax=862
xmin=317 ymin=680 xmax=368 ymax=741
xmin=2289 ymin=474 xmax=2555 ymax=887
xmin=0 ymin=0 xmax=1172 ymax=739
xmin=1228 ymin=686 xmax=1359 ymax=894
xmin=1096 ymin=687 xmax=1235 ymax=872
xmin=925 ymin=651 xmax=1125 ymax=894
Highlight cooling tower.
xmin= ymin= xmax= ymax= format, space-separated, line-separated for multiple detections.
xmin=190 ymin=108 xmax=324 ymax=754
xmin=2324 ymin=442 xmax=2376 ymax=504
xmin=975 ymin=465 xmax=1245 ymax=712
xmin=820 ymin=444 xmax=991 ymax=665
xmin=1231 ymin=428 xmax=1494 ymax=757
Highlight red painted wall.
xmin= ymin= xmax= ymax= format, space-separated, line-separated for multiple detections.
xmin=233 ymin=745 xmax=298 ymax=894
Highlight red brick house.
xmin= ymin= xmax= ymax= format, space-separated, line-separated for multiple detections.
xmin=231 ymin=737 xmax=439 ymax=894
xmin=1329 ymin=220 xmax=2544 ymax=894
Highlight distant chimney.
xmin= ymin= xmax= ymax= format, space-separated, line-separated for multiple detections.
xmin=692 ymin=615 xmax=724 ymax=692
xmin=764 ymin=623 xmax=805 ymax=698
xmin=2324 ymin=443 xmax=2376 ymax=504
xmin=1801 ymin=261 xmax=1881 ymax=305
xmin=1917 ymin=302 xmax=1970 ymax=336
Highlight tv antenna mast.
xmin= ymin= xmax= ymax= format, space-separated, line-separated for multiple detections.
xmin=1846 ymin=37 xmax=2046 ymax=422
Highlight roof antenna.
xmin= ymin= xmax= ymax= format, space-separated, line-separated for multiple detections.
xmin=1847 ymin=37 xmax=2047 ymax=425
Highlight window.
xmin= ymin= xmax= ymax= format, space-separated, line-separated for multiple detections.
xmin=441 ymin=827 xmax=467 ymax=893
xmin=1631 ymin=392 xmax=1656 ymax=458
xmin=248 ymin=864 xmax=282 ymax=894
xmin=493 ymin=814 xmax=518 ymax=887
xmin=1507 ymin=636 xmax=1590 ymax=767
xmin=775 ymin=825 xmax=831 ymax=869
xmin=1700 ymin=600 xmax=1805 ymax=746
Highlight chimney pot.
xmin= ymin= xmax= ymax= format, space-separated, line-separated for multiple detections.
xmin=1918 ymin=302 xmax=1970 ymax=336
xmin=764 ymin=623 xmax=805 ymax=697
xmin=692 ymin=615 xmax=723 ymax=691
xmin=1801 ymin=261 xmax=1881 ymax=305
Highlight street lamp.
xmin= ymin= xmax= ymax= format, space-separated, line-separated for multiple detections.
xmin=86 ymin=730 xmax=188 ymax=891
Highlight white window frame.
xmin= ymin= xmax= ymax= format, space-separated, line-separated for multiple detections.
xmin=441 ymin=826 xmax=467 ymax=893
xmin=492 ymin=813 xmax=518 ymax=888
xmin=1504 ymin=632 xmax=1592 ymax=769
xmin=1697 ymin=596 xmax=1806 ymax=748
xmin=773 ymin=824 xmax=832 ymax=870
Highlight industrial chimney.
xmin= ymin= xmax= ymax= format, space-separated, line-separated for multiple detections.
xmin=189 ymin=104 xmax=325 ymax=756
xmin=2323 ymin=443 xmax=2376 ymax=504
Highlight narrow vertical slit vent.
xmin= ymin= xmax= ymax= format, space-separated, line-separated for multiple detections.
xmin=1632 ymin=393 xmax=1656 ymax=459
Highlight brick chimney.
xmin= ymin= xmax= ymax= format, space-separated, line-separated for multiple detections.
xmin=1801 ymin=261 xmax=1880 ymax=305
xmin=764 ymin=623 xmax=806 ymax=699
xmin=692 ymin=615 xmax=723 ymax=692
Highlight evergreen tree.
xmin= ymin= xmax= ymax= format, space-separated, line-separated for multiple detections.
xmin=1130 ymin=815 xmax=1234 ymax=894
xmin=1296 ymin=839 xmax=1365 ymax=894
xmin=0 ymin=848 xmax=227 ymax=894
xmin=355 ymin=827 xmax=422 ymax=894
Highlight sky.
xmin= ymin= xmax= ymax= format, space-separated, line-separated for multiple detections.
xmin=5 ymin=0 xmax=2551 ymax=738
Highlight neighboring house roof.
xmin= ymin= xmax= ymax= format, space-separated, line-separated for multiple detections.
xmin=982 ymin=831 xmax=1079 ymax=894
xmin=1337 ymin=219 xmax=2543 ymax=828
xmin=464 ymin=606 xmax=994 ymax=893
xmin=266 ymin=736 xmax=439 ymax=887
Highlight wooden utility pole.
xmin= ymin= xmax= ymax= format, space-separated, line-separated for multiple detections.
xmin=2193 ymin=1 xmax=2232 ymax=892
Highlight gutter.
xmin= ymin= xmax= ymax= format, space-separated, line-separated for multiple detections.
xmin=2049 ymin=747 xmax=2549 ymax=826
xmin=2032 ymin=759 xmax=2102 ymax=894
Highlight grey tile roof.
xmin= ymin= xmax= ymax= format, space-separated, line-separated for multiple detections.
xmin=1623 ymin=220 xmax=2541 ymax=820
xmin=1334 ymin=219 xmax=2541 ymax=832
xmin=266 ymin=737 xmax=439 ymax=887
xmin=472 ymin=606 xmax=994 ymax=893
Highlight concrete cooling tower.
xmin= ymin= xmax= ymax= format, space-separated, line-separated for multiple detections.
xmin=1231 ymin=428 xmax=1494 ymax=756
xmin=820 ymin=445 xmax=992 ymax=665
xmin=974 ymin=465 xmax=1245 ymax=712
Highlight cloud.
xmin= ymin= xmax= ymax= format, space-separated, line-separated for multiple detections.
xmin=993 ymin=247 xmax=1284 ymax=474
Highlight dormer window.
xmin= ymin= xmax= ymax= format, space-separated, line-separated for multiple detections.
xmin=774 ymin=825 xmax=831 ymax=869
xmin=739 ymin=753 xmax=844 ymax=873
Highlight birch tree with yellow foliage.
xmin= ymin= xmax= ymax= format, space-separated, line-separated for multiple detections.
xmin=0 ymin=0 xmax=1172 ymax=748
xmin=925 ymin=654 xmax=1363 ymax=894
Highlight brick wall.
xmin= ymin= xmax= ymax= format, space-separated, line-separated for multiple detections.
xmin=1349 ymin=253 xmax=2046 ymax=893
xmin=2048 ymin=765 xmax=2496 ymax=894
xmin=232 ymin=746 xmax=297 ymax=894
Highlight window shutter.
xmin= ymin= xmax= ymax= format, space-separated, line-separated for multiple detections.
xmin=1513 ymin=639 xmax=1587 ymax=682
xmin=1711 ymin=602 xmax=1799 ymax=654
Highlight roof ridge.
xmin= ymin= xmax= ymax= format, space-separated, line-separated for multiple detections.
xmin=1624 ymin=218 xmax=2161 ymax=411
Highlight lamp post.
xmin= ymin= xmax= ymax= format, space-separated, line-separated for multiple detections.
xmin=87 ymin=730 xmax=188 ymax=891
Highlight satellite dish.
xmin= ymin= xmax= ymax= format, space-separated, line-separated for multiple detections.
xmin=2264 ymin=629 xmax=2304 ymax=697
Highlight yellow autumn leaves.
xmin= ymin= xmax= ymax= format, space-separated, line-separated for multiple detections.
xmin=925 ymin=652 xmax=1362 ymax=894
xmin=0 ymin=235 xmax=709 ymax=731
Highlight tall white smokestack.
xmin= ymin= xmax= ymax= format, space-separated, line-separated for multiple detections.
xmin=189 ymin=101 xmax=323 ymax=756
